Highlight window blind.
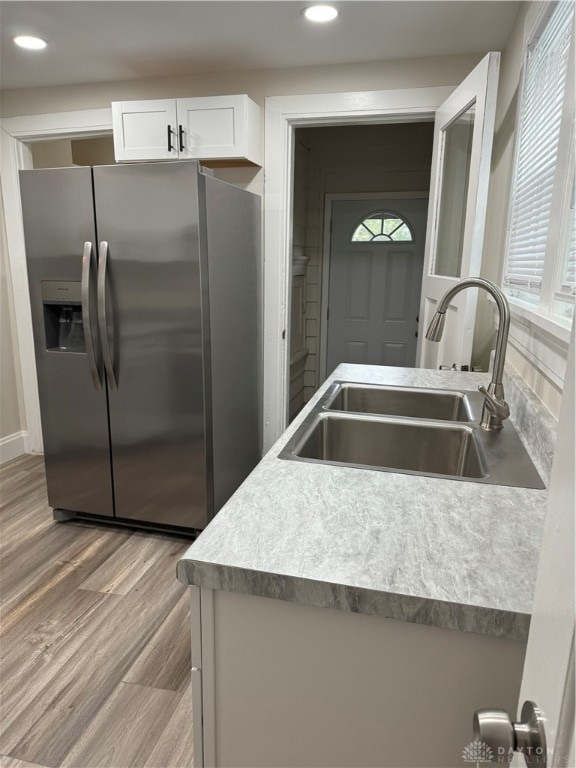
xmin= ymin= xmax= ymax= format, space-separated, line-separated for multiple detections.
xmin=558 ymin=182 xmax=576 ymax=297
xmin=504 ymin=1 xmax=574 ymax=293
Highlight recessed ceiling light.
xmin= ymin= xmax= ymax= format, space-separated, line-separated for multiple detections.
xmin=12 ymin=35 xmax=47 ymax=50
xmin=303 ymin=5 xmax=339 ymax=22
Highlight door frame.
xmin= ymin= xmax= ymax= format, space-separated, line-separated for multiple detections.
xmin=263 ymin=86 xmax=454 ymax=451
xmin=320 ymin=191 xmax=430 ymax=383
xmin=1 ymin=108 xmax=113 ymax=453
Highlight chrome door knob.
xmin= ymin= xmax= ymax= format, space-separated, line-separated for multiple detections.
xmin=473 ymin=700 xmax=547 ymax=767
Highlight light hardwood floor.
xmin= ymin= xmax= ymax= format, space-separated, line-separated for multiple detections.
xmin=0 ymin=454 xmax=194 ymax=768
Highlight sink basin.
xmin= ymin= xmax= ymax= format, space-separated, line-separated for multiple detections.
xmin=280 ymin=381 xmax=545 ymax=489
xmin=325 ymin=382 xmax=476 ymax=421
xmin=289 ymin=413 xmax=487 ymax=478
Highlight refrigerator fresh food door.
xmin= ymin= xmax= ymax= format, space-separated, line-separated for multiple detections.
xmin=19 ymin=167 xmax=114 ymax=517
xmin=202 ymin=173 xmax=261 ymax=514
xmin=92 ymin=162 xmax=207 ymax=529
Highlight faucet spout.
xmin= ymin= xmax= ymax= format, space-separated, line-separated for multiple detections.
xmin=425 ymin=277 xmax=511 ymax=431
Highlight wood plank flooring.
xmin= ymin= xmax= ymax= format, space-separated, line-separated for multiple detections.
xmin=0 ymin=454 xmax=194 ymax=768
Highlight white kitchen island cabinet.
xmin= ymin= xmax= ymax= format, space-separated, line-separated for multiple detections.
xmin=112 ymin=95 xmax=262 ymax=164
xmin=188 ymin=586 xmax=525 ymax=768
xmin=178 ymin=363 xmax=557 ymax=768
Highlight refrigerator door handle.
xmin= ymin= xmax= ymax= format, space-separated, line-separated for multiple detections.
xmin=81 ymin=241 xmax=102 ymax=390
xmin=97 ymin=240 xmax=118 ymax=391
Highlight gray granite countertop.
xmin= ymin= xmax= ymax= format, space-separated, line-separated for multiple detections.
xmin=177 ymin=365 xmax=557 ymax=641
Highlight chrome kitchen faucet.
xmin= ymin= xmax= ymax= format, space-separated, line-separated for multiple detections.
xmin=425 ymin=277 xmax=511 ymax=431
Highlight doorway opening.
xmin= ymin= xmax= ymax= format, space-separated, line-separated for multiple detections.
xmin=288 ymin=122 xmax=434 ymax=421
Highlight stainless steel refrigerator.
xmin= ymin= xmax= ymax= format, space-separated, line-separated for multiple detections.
xmin=20 ymin=161 xmax=260 ymax=533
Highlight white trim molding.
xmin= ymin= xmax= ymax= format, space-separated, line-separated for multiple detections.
xmin=262 ymin=86 xmax=453 ymax=451
xmin=1 ymin=108 xmax=112 ymax=141
xmin=1 ymin=128 xmax=41 ymax=451
xmin=0 ymin=108 xmax=114 ymax=453
xmin=0 ymin=431 xmax=30 ymax=465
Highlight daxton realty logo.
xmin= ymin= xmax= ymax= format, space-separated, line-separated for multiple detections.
xmin=462 ymin=740 xmax=495 ymax=763
xmin=461 ymin=739 xmax=551 ymax=764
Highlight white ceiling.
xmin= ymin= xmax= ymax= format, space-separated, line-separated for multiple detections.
xmin=0 ymin=1 xmax=520 ymax=91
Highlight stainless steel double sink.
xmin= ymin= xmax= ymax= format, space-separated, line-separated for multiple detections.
xmin=279 ymin=382 xmax=545 ymax=489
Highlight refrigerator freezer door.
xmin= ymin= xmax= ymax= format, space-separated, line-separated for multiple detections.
xmin=92 ymin=162 xmax=207 ymax=529
xmin=19 ymin=167 xmax=114 ymax=517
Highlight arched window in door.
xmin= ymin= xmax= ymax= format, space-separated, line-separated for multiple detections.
xmin=351 ymin=211 xmax=414 ymax=243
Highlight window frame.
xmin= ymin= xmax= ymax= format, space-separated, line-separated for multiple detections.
xmin=350 ymin=210 xmax=415 ymax=243
xmin=501 ymin=0 xmax=575 ymax=339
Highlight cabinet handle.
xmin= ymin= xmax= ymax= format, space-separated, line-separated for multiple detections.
xmin=167 ymin=125 xmax=173 ymax=152
xmin=179 ymin=124 xmax=185 ymax=152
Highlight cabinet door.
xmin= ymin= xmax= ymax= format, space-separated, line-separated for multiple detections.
xmin=112 ymin=99 xmax=179 ymax=162
xmin=177 ymin=95 xmax=247 ymax=161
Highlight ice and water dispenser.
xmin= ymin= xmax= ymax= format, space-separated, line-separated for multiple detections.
xmin=41 ymin=281 xmax=86 ymax=353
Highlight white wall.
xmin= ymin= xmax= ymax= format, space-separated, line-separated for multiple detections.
xmin=31 ymin=138 xmax=74 ymax=168
xmin=475 ymin=1 xmax=526 ymax=369
xmin=71 ymin=136 xmax=115 ymax=166
xmin=0 ymin=55 xmax=484 ymax=119
xmin=31 ymin=136 xmax=117 ymax=169
xmin=1 ymin=53 xmax=481 ymax=199
xmin=0 ymin=188 xmax=25 ymax=454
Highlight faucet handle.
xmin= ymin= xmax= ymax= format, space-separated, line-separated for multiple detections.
xmin=478 ymin=385 xmax=510 ymax=421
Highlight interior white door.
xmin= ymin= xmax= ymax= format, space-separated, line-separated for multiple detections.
xmin=326 ymin=197 xmax=428 ymax=376
xmin=509 ymin=327 xmax=575 ymax=768
xmin=416 ymin=52 xmax=500 ymax=370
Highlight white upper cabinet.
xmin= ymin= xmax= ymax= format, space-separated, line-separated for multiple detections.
xmin=178 ymin=95 xmax=261 ymax=163
xmin=112 ymin=99 xmax=178 ymax=162
xmin=112 ymin=94 xmax=262 ymax=165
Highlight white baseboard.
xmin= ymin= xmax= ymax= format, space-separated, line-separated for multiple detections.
xmin=0 ymin=431 xmax=29 ymax=465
